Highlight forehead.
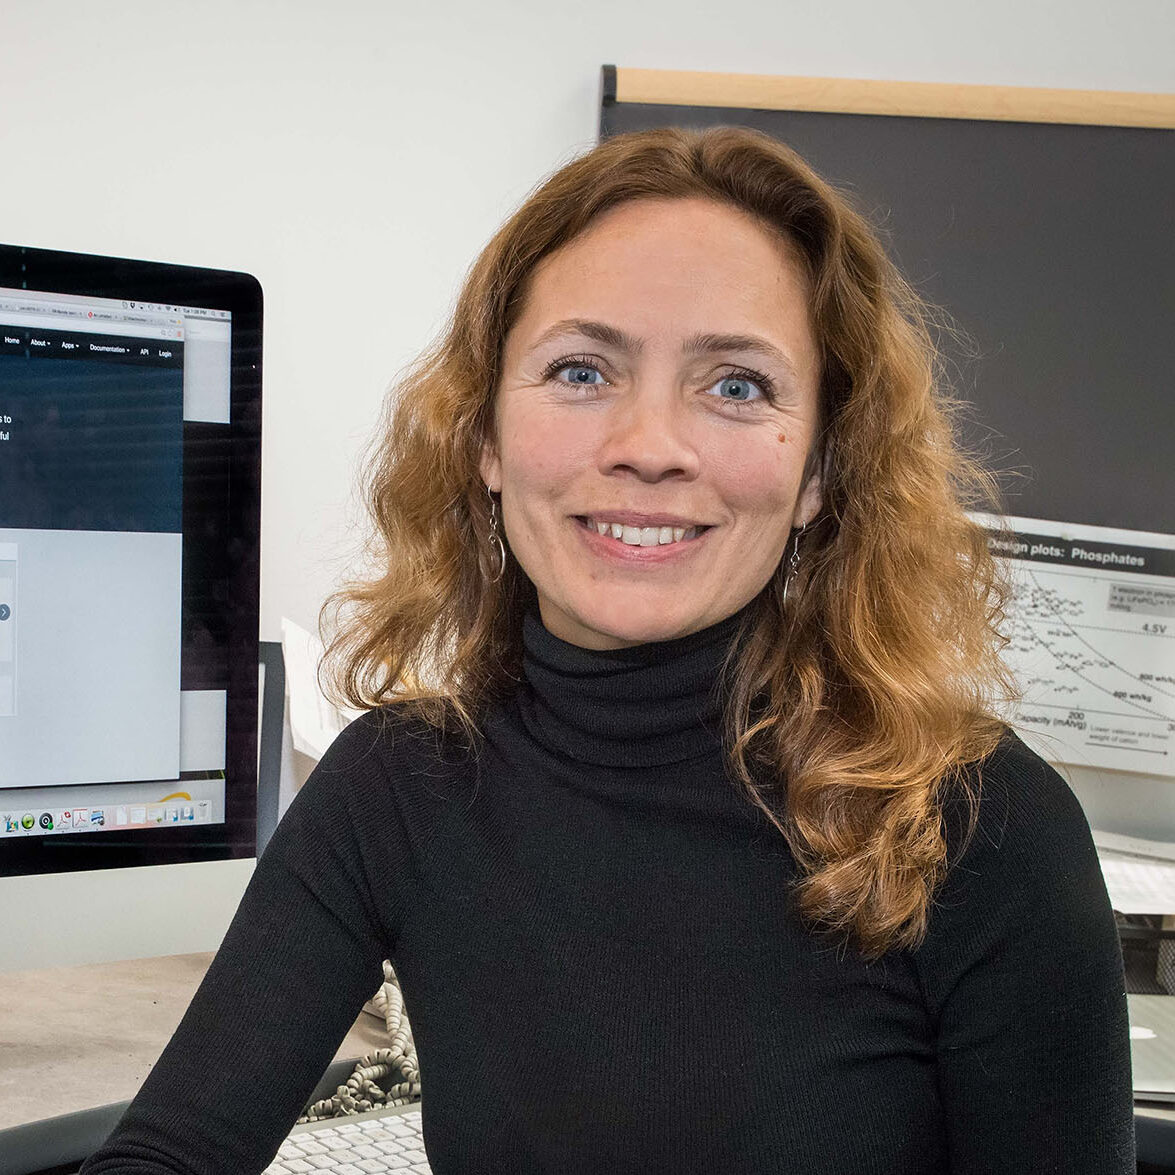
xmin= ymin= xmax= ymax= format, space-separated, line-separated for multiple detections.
xmin=510 ymin=196 xmax=812 ymax=342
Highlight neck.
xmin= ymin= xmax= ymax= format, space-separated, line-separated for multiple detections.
xmin=514 ymin=603 xmax=749 ymax=768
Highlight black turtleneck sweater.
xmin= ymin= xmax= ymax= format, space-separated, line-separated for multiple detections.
xmin=82 ymin=609 xmax=1135 ymax=1173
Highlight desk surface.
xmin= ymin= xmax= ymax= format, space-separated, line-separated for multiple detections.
xmin=0 ymin=951 xmax=390 ymax=1132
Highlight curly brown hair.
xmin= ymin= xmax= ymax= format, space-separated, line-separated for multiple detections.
xmin=321 ymin=125 xmax=1019 ymax=962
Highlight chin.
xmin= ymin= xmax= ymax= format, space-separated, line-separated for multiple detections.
xmin=566 ymin=596 xmax=716 ymax=649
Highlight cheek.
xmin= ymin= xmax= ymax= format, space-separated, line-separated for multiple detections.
xmin=499 ymin=409 xmax=594 ymax=509
xmin=704 ymin=431 xmax=802 ymax=517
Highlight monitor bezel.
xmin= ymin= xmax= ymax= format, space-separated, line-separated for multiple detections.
xmin=0 ymin=242 xmax=262 ymax=875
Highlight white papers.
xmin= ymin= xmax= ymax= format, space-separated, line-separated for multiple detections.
xmin=280 ymin=616 xmax=360 ymax=761
xmin=1099 ymin=853 xmax=1175 ymax=915
xmin=1093 ymin=830 xmax=1175 ymax=914
xmin=975 ymin=513 xmax=1175 ymax=777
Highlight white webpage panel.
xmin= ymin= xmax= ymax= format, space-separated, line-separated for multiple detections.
xmin=181 ymin=316 xmax=231 ymax=423
xmin=180 ymin=689 xmax=227 ymax=772
xmin=0 ymin=545 xmax=14 ymax=717
xmin=0 ymin=528 xmax=182 ymax=788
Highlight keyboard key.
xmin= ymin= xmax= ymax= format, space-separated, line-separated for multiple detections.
xmin=275 ymin=1106 xmax=429 ymax=1173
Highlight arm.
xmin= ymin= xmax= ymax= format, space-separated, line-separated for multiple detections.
xmin=914 ymin=733 xmax=1135 ymax=1173
xmin=81 ymin=713 xmax=398 ymax=1175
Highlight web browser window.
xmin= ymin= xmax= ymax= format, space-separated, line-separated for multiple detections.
xmin=0 ymin=288 xmax=231 ymax=836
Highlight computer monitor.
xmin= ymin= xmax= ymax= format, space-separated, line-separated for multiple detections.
xmin=0 ymin=243 xmax=262 ymax=877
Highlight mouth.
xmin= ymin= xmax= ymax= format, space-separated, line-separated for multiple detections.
xmin=573 ymin=515 xmax=713 ymax=548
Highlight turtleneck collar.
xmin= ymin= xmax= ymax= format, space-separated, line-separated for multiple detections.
xmin=515 ymin=605 xmax=748 ymax=768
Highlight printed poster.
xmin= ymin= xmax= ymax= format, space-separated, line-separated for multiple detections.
xmin=974 ymin=513 xmax=1175 ymax=778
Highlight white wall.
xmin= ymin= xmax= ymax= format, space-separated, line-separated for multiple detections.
xmin=1 ymin=0 xmax=1173 ymax=969
xmin=4 ymin=0 xmax=1173 ymax=646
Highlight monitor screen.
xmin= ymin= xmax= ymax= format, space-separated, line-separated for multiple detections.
xmin=0 ymin=244 xmax=262 ymax=875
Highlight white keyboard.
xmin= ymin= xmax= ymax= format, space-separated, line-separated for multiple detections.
xmin=264 ymin=1102 xmax=432 ymax=1174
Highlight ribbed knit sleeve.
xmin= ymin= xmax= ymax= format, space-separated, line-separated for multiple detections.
xmin=912 ymin=733 xmax=1135 ymax=1173
xmin=79 ymin=710 xmax=409 ymax=1175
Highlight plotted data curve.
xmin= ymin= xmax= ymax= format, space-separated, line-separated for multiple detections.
xmin=990 ymin=518 xmax=1175 ymax=776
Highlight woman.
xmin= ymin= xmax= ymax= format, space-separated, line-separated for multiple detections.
xmin=82 ymin=126 xmax=1134 ymax=1173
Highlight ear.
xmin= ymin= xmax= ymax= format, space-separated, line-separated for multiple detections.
xmin=479 ymin=443 xmax=502 ymax=494
xmin=794 ymin=453 xmax=824 ymax=529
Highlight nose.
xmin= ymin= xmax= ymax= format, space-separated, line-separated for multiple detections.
xmin=595 ymin=383 xmax=700 ymax=484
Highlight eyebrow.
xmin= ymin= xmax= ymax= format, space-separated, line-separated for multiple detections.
xmin=529 ymin=317 xmax=800 ymax=379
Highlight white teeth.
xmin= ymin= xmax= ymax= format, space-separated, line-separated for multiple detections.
xmin=586 ymin=518 xmax=704 ymax=545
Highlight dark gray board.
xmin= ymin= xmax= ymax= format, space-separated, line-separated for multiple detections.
xmin=600 ymin=75 xmax=1174 ymax=535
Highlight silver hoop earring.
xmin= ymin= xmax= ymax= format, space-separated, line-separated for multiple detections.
xmin=782 ymin=521 xmax=806 ymax=609
xmin=486 ymin=488 xmax=506 ymax=584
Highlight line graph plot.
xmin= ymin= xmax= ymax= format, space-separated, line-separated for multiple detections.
xmin=991 ymin=521 xmax=1175 ymax=776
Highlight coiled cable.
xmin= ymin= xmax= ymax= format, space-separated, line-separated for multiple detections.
xmin=297 ymin=959 xmax=422 ymax=1122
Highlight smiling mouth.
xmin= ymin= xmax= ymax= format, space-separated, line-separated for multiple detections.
xmin=574 ymin=516 xmax=712 ymax=548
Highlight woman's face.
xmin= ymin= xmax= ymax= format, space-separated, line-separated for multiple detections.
xmin=482 ymin=195 xmax=824 ymax=650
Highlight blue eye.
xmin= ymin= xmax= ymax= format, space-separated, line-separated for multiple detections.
xmin=712 ymin=377 xmax=759 ymax=401
xmin=542 ymin=355 xmax=608 ymax=387
xmin=709 ymin=370 xmax=772 ymax=404
xmin=557 ymin=363 xmax=605 ymax=385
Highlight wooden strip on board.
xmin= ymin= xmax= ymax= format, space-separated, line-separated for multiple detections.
xmin=614 ymin=68 xmax=1175 ymax=129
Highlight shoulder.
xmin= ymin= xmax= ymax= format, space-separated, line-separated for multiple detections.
xmin=275 ymin=703 xmax=476 ymax=882
xmin=291 ymin=703 xmax=475 ymax=825
xmin=914 ymin=728 xmax=1125 ymax=1037
xmin=921 ymin=727 xmax=1109 ymax=951
xmin=939 ymin=727 xmax=1094 ymax=881
xmin=317 ymin=702 xmax=474 ymax=776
